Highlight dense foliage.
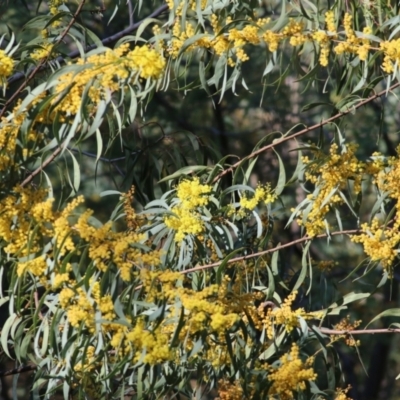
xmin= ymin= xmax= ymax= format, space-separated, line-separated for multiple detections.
xmin=2 ymin=0 xmax=400 ymax=399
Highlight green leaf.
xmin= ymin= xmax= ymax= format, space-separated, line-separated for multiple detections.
xmin=366 ymin=308 xmax=400 ymax=328
xmin=327 ymin=292 xmax=370 ymax=315
xmin=158 ymin=166 xmax=210 ymax=183
xmin=273 ymin=149 xmax=286 ymax=195
xmin=292 ymin=241 xmax=311 ymax=292
xmin=216 ymin=247 xmax=244 ymax=285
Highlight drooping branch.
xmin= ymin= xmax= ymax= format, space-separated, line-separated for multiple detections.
xmin=213 ymin=82 xmax=400 ymax=183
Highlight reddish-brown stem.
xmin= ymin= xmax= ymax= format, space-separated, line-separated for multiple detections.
xmin=213 ymin=82 xmax=400 ymax=183
xmin=20 ymin=146 xmax=62 ymax=187
xmin=134 ymin=228 xmax=358 ymax=291
xmin=181 ymin=228 xmax=358 ymax=275
xmin=319 ymin=327 xmax=400 ymax=335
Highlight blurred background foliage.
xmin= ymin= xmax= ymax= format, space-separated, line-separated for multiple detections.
xmin=1 ymin=0 xmax=400 ymax=399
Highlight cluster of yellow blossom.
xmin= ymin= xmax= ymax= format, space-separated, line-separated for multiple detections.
xmin=3 ymin=187 xmax=160 ymax=286
xmin=332 ymin=316 xmax=362 ymax=347
xmin=161 ymin=9 xmax=400 ymax=73
xmin=75 ymin=208 xmax=161 ymax=281
xmin=216 ymin=380 xmax=244 ymax=400
xmin=0 ymin=187 xmax=52 ymax=257
xmin=166 ymin=0 xmax=208 ymax=15
xmin=239 ymin=183 xmax=276 ymax=212
xmin=123 ymin=186 xmax=144 ymax=230
xmin=164 ymin=177 xmax=212 ymax=242
xmin=335 ymin=386 xmax=353 ymax=400
xmin=110 ymin=318 xmax=172 ymax=364
xmin=0 ymin=49 xmax=14 ymax=80
xmin=297 ymin=143 xmax=365 ymax=237
xmin=268 ymin=343 xmax=317 ymax=400
xmin=352 ymin=218 xmax=400 ymax=271
xmin=53 ymin=43 xmax=165 ymax=116
xmin=380 ymin=39 xmax=400 ymax=73
xmin=352 ymin=149 xmax=400 ymax=271
xmin=48 ymin=0 xmax=63 ymax=15
xmin=58 ymin=279 xmax=117 ymax=333
xmin=47 ymin=0 xmax=64 ymax=26
xmin=316 ymin=260 xmax=337 ymax=272
xmin=162 ymin=10 xmax=378 ymax=68
xmin=333 ymin=14 xmax=373 ymax=62
xmin=0 ymin=101 xmax=32 ymax=171
xmin=260 ymin=291 xmax=324 ymax=339
xmin=31 ymin=43 xmax=53 ymax=61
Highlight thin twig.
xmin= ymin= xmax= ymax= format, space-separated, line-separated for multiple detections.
xmin=0 ymin=364 xmax=36 ymax=377
xmin=213 ymin=82 xmax=400 ymax=183
xmin=181 ymin=228 xmax=358 ymax=275
xmin=20 ymin=146 xmax=62 ymax=187
xmin=133 ymin=228 xmax=358 ymax=292
xmin=319 ymin=327 xmax=400 ymax=335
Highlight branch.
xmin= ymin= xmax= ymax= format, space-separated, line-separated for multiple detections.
xmin=0 ymin=364 xmax=36 ymax=377
xmin=7 ymin=4 xmax=169 ymax=86
xmin=0 ymin=0 xmax=87 ymax=118
xmin=319 ymin=327 xmax=400 ymax=335
xmin=20 ymin=146 xmax=62 ymax=187
xmin=213 ymin=82 xmax=400 ymax=183
xmin=181 ymin=228 xmax=358 ymax=275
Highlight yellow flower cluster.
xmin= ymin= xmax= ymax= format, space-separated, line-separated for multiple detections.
xmin=261 ymin=291 xmax=323 ymax=339
xmin=126 ymin=45 xmax=166 ymax=79
xmin=283 ymin=18 xmax=307 ymax=46
xmin=334 ymin=14 xmax=372 ymax=62
xmin=268 ymin=343 xmax=316 ymax=400
xmin=164 ymin=177 xmax=211 ymax=242
xmin=141 ymin=271 xmax=240 ymax=343
xmin=47 ymin=0 xmax=64 ymax=26
xmin=167 ymin=0 xmax=208 ymax=15
xmin=239 ymin=183 xmax=276 ymax=212
xmin=0 ymin=187 xmax=52 ymax=257
xmin=381 ymin=39 xmax=400 ymax=73
xmin=216 ymin=379 xmax=244 ymax=400
xmin=176 ymin=176 xmax=212 ymax=207
xmin=59 ymin=280 xmax=118 ymax=333
xmin=123 ymin=186 xmax=143 ymax=230
xmin=76 ymin=209 xmax=160 ymax=281
xmin=332 ymin=316 xmax=362 ymax=347
xmin=31 ymin=43 xmax=53 ymax=61
xmin=352 ymin=149 xmax=400 ymax=271
xmin=48 ymin=0 xmax=63 ymax=15
xmin=6 ymin=186 xmax=160 ymax=287
xmin=0 ymin=100 xmax=39 ymax=171
xmin=352 ymin=218 xmax=400 ymax=271
xmin=163 ymin=9 xmax=400 ymax=72
xmin=335 ymin=386 xmax=353 ymax=400
xmin=298 ymin=143 xmax=364 ymax=237
xmin=53 ymin=44 xmax=165 ymax=116
xmin=0 ymin=50 xmax=13 ymax=79
xmin=73 ymin=346 xmax=97 ymax=373
xmin=110 ymin=318 xmax=172 ymax=364
xmin=316 ymin=260 xmax=337 ymax=272
xmin=17 ymin=256 xmax=47 ymax=277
